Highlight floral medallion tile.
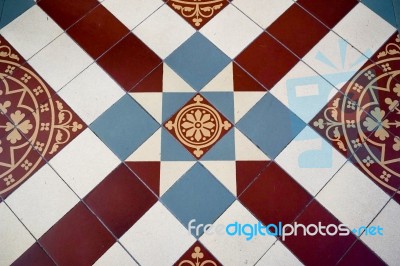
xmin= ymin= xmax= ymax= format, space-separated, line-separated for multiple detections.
xmin=174 ymin=242 xmax=222 ymax=266
xmin=165 ymin=0 xmax=229 ymax=30
xmin=311 ymin=33 xmax=400 ymax=198
xmin=164 ymin=94 xmax=232 ymax=159
xmin=0 ymin=35 xmax=85 ymax=197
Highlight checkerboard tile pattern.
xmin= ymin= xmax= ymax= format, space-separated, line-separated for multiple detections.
xmin=1 ymin=0 xmax=399 ymax=265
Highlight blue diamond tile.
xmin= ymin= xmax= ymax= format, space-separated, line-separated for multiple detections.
xmin=200 ymin=129 xmax=235 ymax=161
xmin=162 ymin=92 xmax=195 ymax=122
xmin=161 ymin=128 xmax=196 ymax=161
xmin=236 ymin=93 xmax=306 ymax=159
xmin=165 ymin=32 xmax=231 ymax=91
xmin=0 ymin=0 xmax=35 ymax=29
xmin=90 ymin=94 xmax=160 ymax=160
xmin=201 ymin=92 xmax=234 ymax=123
xmin=361 ymin=0 xmax=398 ymax=28
xmin=161 ymin=163 xmax=235 ymax=237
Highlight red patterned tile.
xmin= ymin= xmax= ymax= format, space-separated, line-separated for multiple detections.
xmin=236 ymin=161 xmax=269 ymax=196
xmin=174 ymin=242 xmax=222 ymax=266
xmin=232 ymin=62 xmax=267 ymax=92
xmin=12 ymin=243 xmax=55 ymax=266
xmin=67 ymin=5 xmax=129 ymax=59
xmin=97 ymin=34 xmax=161 ymax=91
xmin=297 ymin=0 xmax=358 ymax=28
xmin=39 ymin=202 xmax=115 ymax=265
xmin=125 ymin=161 xmax=161 ymax=195
xmin=84 ymin=164 xmax=157 ymax=238
xmin=235 ymin=32 xmax=298 ymax=89
xmin=165 ymin=0 xmax=229 ymax=30
xmin=267 ymin=4 xmax=329 ymax=58
xmin=164 ymin=94 xmax=233 ymax=159
xmin=338 ymin=240 xmax=386 ymax=266
xmin=239 ymin=162 xmax=313 ymax=227
xmin=38 ymin=0 xmax=99 ymax=30
xmin=283 ymin=200 xmax=356 ymax=265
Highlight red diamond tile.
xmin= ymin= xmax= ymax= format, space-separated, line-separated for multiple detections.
xmin=283 ymin=200 xmax=356 ymax=265
xmin=97 ymin=34 xmax=161 ymax=91
xmin=125 ymin=161 xmax=161 ymax=196
xmin=164 ymin=94 xmax=233 ymax=159
xmin=38 ymin=0 xmax=99 ymax=30
xmin=84 ymin=164 xmax=157 ymax=238
xmin=239 ymin=162 xmax=313 ymax=227
xmin=39 ymin=202 xmax=115 ymax=265
xmin=297 ymin=0 xmax=358 ymax=28
xmin=174 ymin=242 xmax=222 ymax=266
xmin=235 ymin=32 xmax=298 ymax=89
xmin=165 ymin=0 xmax=229 ymax=30
xmin=337 ymin=240 xmax=386 ymax=266
xmin=267 ymin=4 xmax=329 ymax=58
xmin=67 ymin=5 xmax=129 ymax=59
xmin=12 ymin=243 xmax=54 ymax=266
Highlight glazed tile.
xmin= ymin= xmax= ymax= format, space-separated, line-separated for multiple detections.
xmin=0 ymin=5 xmax=63 ymax=60
xmin=11 ymin=243 xmax=55 ymax=266
xmin=67 ymin=4 xmax=129 ymax=59
xmin=38 ymin=0 xmax=99 ymax=30
xmin=338 ymin=240 xmax=386 ymax=266
xmin=49 ymin=129 xmax=120 ymax=197
xmin=5 ymin=164 xmax=79 ymax=238
xmin=333 ymin=3 xmax=396 ymax=55
xmin=267 ymin=3 xmax=329 ymax=58
xmin=232 ymin=0 xmax=293 ymax=29
xmin=97 ymin=33 xmax=161 ymax=91
xmin=165 ymin=32 xmax=230 ymax=91
xmin=84 ymin=164 xmax=157 ymax=238
xmin=174 ymin=242 xmax=222 ymax=266
xmin=164 ymin=0 xmax=229 ymax=30
xmin=38 ymin=202 xmax=115 ymax=266
xmin=93 ymin=243 xmax=138 ymax=266
xmin=200 ymin=201 xmax=276 ymax=265
xmin=199 ymin=4 xmax=263 ymax=59
xmin=133 ymin=5 xmax=196 ymax=59
xmin=102 ymin=0 xmax=163 ymax=30
xmin=0 ymin=203 xmax=35 ymax=266
xmin=90 ymin=94 xmax=160 ymax=160
xmin=0 ymin=0 xmax=35 ymax=29
xmin=275 ymin=126 xmax=347 ymax=196
xmin=236 ymin=93 xmax=305 ymax=159
xmin=58 ymin=63 xmax=125 ymax=125
xmin=28 ymin=33 xmax=93 ymax=91
xmin=256 ymin=241 xmax=302 ymax=265
xmin=119 ymin=202 xmax=196 ymax=265
xmin=161 ymin=163 xmax=235 ymax=236
xmin=235 ymin=32 xmax=299 ymax=89
xmin=360 ymin=199 xmax=400 ymax=265
xmin=297 ymin=0 xmax=358 ymax=28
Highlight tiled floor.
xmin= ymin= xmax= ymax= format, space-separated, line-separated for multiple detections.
xmin=0 ymin=0 xmax=400 ymax=265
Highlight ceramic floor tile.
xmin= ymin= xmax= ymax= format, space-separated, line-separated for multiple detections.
xmin=0 ymin=0 xmax=35 ymax=29
xmin=256 ymin=241 xmax=302 ymax=266
xmin=165 ymin=0 xmax=229 ymax=30
xmin=11 ymin=243 xmax=55 ymax=266
xmin=174 ymin=242 xmax=222 ymax=266
xmin=93 ymin=243 xmax=138 ymax=266
xmin=361 ymin=0 xmax=399 ymax=28
xmin=337 ymin=240 xmax=386 ymax=266
xmin=67 ymin=4 xmax=129 ymax=59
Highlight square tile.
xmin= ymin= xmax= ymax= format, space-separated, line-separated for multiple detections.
xmin=58 ymin=63 xmax=125 ymax=124
xmin=6 ymin=164 xmax=79 ymax=238
xmin=200 ymin=201 xmax=276 ymax=265
xmin=28 ymin=33 xmax=93 ymax=91
xmin=317 ymin=162 xmax=390 ymax=231
xmin=0 ymin=5 xmax=63 ymax=59
xmin=94 ymin=243 xmax=138 ymax=266
xmin=49 ymin=128 xmax=120 ymax=197
xmin=84 ymin=164 xmax=157 ymax=238
xmin=39 ymin=202 xmax=115 ymax=265
xmin=0 ymin=203 xmax=36 ymax=266
xmin=102 ymin=0 xmax=162 ymax=30
xmin=38 ymin=0 xmax=99 ymax=29
xmin=161 ymin=163 xmax=235 ymax=237
xmin=235 ymin=32 xmax=299 ymax=89
xmin=133 ymin=5 xmax=196 ymax=59
xmin=239 ymin=162 xmax=313 ymax=226
xmin=200 ymin=4 xmax=263 ymax=59
xmin=232 ymin=0 xmax=293 ymax=29
xmin=90 ymin=95 xmax=160 ymax=160
xmin=97 ymin=34 xmax=161 ymax=91
xmin=67 ymin=5 xmax=129 ymax=59
xmin=267 ymin=3 xmax=329 ymax=58
xmin=236 ymin=93 xmax=305 ymax=159
xmin=120 ymin=202 xmax=196 ymax=265
xmin=165 ymin=32 xmax=231 ymax=91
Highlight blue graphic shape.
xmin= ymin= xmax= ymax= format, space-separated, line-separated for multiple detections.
xmin=161 ymin=163 xmax=235 ymax=237
xmin=165 ymin=32 xmax=231 ymax=91
xmin=90 ymin=95 xmax=160 ymax=160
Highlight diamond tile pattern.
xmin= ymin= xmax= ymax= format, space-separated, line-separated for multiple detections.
xmin=1 ymin=0 xmax=400 ymax=265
